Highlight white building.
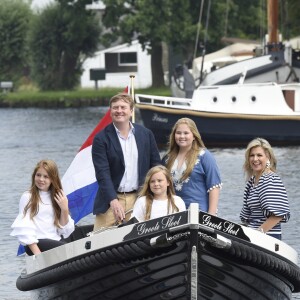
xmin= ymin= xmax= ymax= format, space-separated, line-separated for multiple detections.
xmin=31 ymin=0 xmax=153 ymax=89
xmin=81 ymin=40 xmax=152 ymax=89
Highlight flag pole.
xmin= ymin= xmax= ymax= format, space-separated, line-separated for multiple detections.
xmin=130 ymin=74 xmax=135 ymax=123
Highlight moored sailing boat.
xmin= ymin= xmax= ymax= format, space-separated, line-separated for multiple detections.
xmin=136 ymin=82 xmax=300 ymax=148
xmin=173 ymin=0 xmax=300 ymax=98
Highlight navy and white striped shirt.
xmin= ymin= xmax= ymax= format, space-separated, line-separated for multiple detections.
xmin=240 ymin=172 xmax=290 ymax=236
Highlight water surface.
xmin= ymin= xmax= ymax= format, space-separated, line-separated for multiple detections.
xmin=1 ymin=108 xmax=299 ymax=299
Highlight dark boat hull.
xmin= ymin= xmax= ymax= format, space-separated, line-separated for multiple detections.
xmin=17 ymin=209 xmax=300 ymax=300
xmin=136 ymin=105 xmax=300 ymax=148
xmin=19 ymin=239 xmax=296 ymax=300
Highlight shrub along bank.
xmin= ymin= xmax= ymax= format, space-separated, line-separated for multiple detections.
xmin=0 ymin=87 xmax=171 ymax=108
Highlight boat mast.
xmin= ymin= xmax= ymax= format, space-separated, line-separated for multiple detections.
xmin=199 ymin=0 xmax=211 ymax=84
xmin=267 ymin=0 xmax=280 ymax=51
xmin=193 ymin=0 xmax=205 ymax=60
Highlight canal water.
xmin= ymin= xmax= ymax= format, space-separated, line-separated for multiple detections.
xmin=1 ymin=107 xmax=299 ymax=299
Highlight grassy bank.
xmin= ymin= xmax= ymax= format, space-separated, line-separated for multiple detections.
xmin=0 ymin=87 xmax=172 ymax=108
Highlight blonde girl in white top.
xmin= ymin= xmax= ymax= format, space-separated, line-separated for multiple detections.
xmin=132 ymin=165 xmax=186 ymax=222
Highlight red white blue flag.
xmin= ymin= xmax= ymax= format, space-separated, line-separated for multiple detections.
xmin=61 ymin=110 xmax=112 ymax=223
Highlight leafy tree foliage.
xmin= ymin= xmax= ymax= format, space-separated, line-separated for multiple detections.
xmin=100 ymin=0 xmax=268 ymax=87
xmin=284 ymin=0 xmax=300 ymax=39
xmin=102 ymin=0 xmax=199 ymax=87
xmin=28 ymin=0 xmax=101 ymax=90
xmin=195 ymin=0 xmax=263 ymax=54
xmin=3 ymin=0 xmax=295 ymax=91
xmin=216 ymin=0 xmax=298 ymax=46
xmin=0 ymin=0 xmax=32 ymax=84
xmin=101 ymin=0 xmax=300 ymax=88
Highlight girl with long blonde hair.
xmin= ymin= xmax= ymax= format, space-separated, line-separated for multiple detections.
xmin=163 ymin=118 xmax=222 ymax=214
xmin=131 ymin=165 xmax=186 ymax=221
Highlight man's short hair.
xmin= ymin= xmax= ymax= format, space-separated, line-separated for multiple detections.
xmin=109 ymin=93 xmax=134 ymax=110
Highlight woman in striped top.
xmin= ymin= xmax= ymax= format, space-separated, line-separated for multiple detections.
xmin=240 ymin=138 xmax=290 ymax=240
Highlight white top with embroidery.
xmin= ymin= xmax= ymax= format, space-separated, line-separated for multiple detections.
xmin=165 ymin=149 xmax=222 ymax=212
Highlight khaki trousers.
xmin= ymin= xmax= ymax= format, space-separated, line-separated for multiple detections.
xmin=93 ymin=192 xmax=137 ymax=230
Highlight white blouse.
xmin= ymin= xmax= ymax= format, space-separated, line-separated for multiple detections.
xmin=132 ymin=195 xmax=186 ymax=222
xmin=11 ymin=191 xmax=75 ymax=246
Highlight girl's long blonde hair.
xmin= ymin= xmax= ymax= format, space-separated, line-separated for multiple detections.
xmin=23 ymin=160 xmax=66 ymax=228
xmin=138 ymin=165 xmax=179 ymax=221
xmin=165 ymin=118 xmax=205 ymax=181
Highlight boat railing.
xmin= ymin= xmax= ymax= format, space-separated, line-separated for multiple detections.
xmin=135 ymin=94 xmax=192 ymax=107
xmin=88 ymin=209 xmax=134 ymax=236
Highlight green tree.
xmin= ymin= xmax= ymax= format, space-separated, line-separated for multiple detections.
xmin=284 ymin=0 xmax=300 ymax=39
xmin=102 ymin=0 xmax=199 ymax=88
xmin=197 ymin=0 xmax=263 ymax=54
xmin=224 ymin=0 xmax=262 ymax=41
xmin=28 ymin=0 xmax=101 ymax=90
xmin=100 ymin=0 xmax=262 ymax=87
xmin=0 ymin=0 xmax=32 ymax=84
xmin=218 ymin=0 xmax=300 ymax=46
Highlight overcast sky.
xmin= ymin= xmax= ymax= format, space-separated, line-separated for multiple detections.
xmin=31 ymin=0 xmax=54 ymax=10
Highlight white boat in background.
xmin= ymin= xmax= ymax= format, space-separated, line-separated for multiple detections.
xmin=136 ymin=82 xmax=300 ymax=147
xmin=197 ymin=37 xmax=300 ymax=87
xmin=171 ymin=41 xmax=260 ymax=98
xmin=193 ymin=41 xmax=259 ymax=76
xmin=172 ymin=0 xmax=300 ymax=98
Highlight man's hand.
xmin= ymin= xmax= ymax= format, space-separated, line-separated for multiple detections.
xmin=110 ymin=199 xmax=125 ymax=223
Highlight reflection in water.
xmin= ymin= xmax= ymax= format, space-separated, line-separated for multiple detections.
xmin=1 ymin=108 xmax=299 ymax=299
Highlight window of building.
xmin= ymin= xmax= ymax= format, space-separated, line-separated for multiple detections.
xmin=118 ymin=52 xmax=137 ymax=66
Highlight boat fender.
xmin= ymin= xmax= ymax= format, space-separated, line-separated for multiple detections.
xmin=16 ymin=238 xmax=156 ymax=291
xmin=209 ymin=239 xmax=300 ymax=293
xmin=150 ymin=232 xmax=190 ymax=248
xmin=198 ymin=232 xmax=231 ymax=249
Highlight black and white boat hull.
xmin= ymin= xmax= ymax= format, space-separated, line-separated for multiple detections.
xmin=135 ymin=82 xmax=300 ymax=148
xmin=16 ymin=204 xmax=300 ymax=299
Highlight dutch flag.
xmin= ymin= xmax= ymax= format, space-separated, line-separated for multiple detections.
xmin=61 ymin=110 xmax=112 ymax=223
